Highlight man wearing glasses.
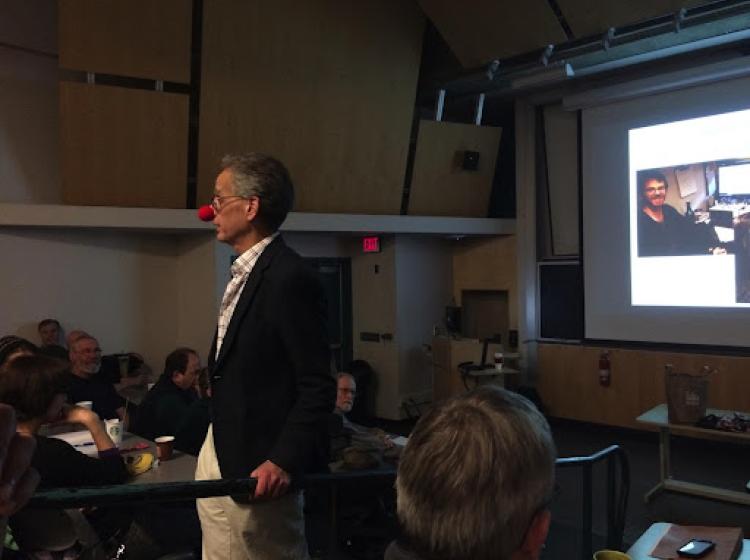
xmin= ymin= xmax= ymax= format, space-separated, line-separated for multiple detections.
xmin=196 ymin=153 xmax=335 ymax=559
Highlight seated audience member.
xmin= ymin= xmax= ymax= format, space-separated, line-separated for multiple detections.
xmin=37 ymin=318 xmax=68 ymax=361
xmin=114 ymin=353 xmax=154 ymax=406
xmin=348 ymin=359 xmax=376 ymax=424
xmin=175 ymin=366 xmax=211 ymax=456
xmin=331 ymin=372 xmax=400 ymax=468
xmin=132 ymin=348 xmax=199 ymax=441
xmin=0 ymin=355 xmax=128 ymax=487
xmin=386 ymin=386 xmax=556 ymax=560
xmin=0 ymin=403 xmax=40 ymax=560
xmin=0 ymin=336 xmax=36 ymax=368
xmin=67 ymin=335 xmax=126 ymax=422
xmin=0 ymin=355 xmax=129 ymax=555
xmin=0 ymin=402 xmax=40 ymax=528
xmin=65 ymin=329 xmax=89 ymax=348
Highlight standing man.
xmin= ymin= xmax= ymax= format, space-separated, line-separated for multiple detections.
xmin=196 ymin=153 xmax=335 ymax=559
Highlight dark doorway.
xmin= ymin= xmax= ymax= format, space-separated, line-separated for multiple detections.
xmin=307 ymin=258 xmax=353 ymax=372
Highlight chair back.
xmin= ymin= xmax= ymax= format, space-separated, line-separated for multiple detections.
xmin=555 ymin=445 xmax=631 ymax=560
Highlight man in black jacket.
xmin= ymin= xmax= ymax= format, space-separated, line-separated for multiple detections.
xmin=132 ymin=347 xmax=199 ymax=441
xmin=195 ymin=153 xmax=335 ymax=559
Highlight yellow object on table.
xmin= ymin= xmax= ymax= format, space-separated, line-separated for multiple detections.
xmin=126 ymin=452 xmax=155 ymax=475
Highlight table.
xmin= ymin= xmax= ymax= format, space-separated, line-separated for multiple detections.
xmin=636 ymin=404 xmax=750 ymax=506
xmin=120 ymin=432 xmax=197 ymax=485
xmin=627 ymin=523 xmax=750 ymax=559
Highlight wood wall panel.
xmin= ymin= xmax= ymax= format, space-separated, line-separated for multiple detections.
xmin=538 ymin=343 xmax=750 ymax=430
xmin=557 ymin=0 xmax=704 ymax=39
xmin=452 ymin=236 xmax=518 ymax=329
xmin=417 ymin=0 xmax=566 ymax=67
xmin=60 ymin=82 xmax=189 ymax=208
xmin=409 ymin=120 xmax=502 ymax=218
xmin=58 ymin=0 xmax=192 ymax=83
xmin=197 ymin=0 xmax=423 ymax=215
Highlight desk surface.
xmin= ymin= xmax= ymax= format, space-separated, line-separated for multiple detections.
xmin=121 ymin=433 xmax=197 ymax=484
xmin=627 ymin=523 xmax=749 ymax=559
xmin=637 ymin=404 xmax=750 ymax=442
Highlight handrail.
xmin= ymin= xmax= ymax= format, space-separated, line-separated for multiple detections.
xmin=556 ymin=444 xmax=622 ymax=466
xmin=29 ymin=446 xmax=629 ymax=560
xmin=554 ymin=445 xmax=630 ymax=560
xmin=28 ymin=468 xmax=397 ymax=509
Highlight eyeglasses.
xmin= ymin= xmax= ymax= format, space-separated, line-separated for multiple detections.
xmin=210 ymin=195 xmax=248 ymax=213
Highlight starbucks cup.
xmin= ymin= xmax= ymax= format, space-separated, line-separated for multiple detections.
xmin=105 ymin=418 xmax=122 ymax=446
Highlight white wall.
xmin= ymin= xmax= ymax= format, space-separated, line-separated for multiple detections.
xmin=0 ymin=228 xmax=223 ymax=371
xmin=175 ymin=234 xmax=223 ymax=361
xmin=0 ymin=0 xmax=60 ymax=203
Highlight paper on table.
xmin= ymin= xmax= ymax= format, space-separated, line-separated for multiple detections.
xmin=650 ymin=524 xmax=742 ymax=560
xmin=50 ymin=431 xmax=97 ymax=457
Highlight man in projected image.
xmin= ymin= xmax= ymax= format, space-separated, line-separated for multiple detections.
xmin=637 ymin=170 xmax=724 ymax=257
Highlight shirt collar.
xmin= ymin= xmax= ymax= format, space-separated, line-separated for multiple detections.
xmin=230 ymin=232 xmax=279 ymax=277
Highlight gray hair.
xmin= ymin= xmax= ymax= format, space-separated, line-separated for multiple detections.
xmin=220 ymin=153 xmax=294 ymax=232
xmin=396 ymin=386 xmax=556 ymax=560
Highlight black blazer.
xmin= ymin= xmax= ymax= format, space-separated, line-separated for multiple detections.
xmin=208 ymin=236 xmax=335 ymax=483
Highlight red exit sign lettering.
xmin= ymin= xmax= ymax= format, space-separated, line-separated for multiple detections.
xmin=362 ymin=236 xmax=381 ymax=253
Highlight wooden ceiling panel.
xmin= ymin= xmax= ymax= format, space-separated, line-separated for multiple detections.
xmin=557 ymin=0 xmax=706 ymax=38
xmin=417 ymin=0 xmax=566 ymax=67
xmin=198 ymin=0 xmax=424 ymax=215
xmin=408 ymin=120 xmax=502 ymax=217
xmin=58 ymin=0 xmax=192 ymax=83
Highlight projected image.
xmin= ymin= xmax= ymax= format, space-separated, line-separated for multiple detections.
xmin=636 ymin=166 xmax=726 ymax=258
xmin=629 ymin=108 xmax=750 ymax=307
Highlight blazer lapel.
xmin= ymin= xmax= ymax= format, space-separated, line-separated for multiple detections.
xmin=214 ymin=237 xmax=285 ymax=369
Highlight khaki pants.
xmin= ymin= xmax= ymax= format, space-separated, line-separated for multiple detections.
xmin=196 ymin=425 xmax=309 ymax=560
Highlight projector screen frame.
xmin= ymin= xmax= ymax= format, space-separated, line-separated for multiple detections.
xmin=579 ymin=74 xmax=750 ymax=350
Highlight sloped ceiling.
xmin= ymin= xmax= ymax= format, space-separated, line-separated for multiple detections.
xmin=416 ymin=0 xmax=566 ymax=67
xmin=418 ymin=0 xmax=708 ymax=68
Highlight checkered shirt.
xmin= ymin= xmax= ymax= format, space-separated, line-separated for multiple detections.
xmin=215 ymin=233 xmax=278 ymax=358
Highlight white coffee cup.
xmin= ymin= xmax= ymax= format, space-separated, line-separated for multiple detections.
xmin=76 ymin=401 xmax=93 ymax=410
xmin=494 ymin=352 xmax=504 ymax=372
xmin=105 ymin=418 xmax=122 ymax=446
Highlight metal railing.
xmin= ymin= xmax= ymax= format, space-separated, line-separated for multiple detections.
xmin=28 ymin=448 xmax=628 ymax=559
xmin=555 ymin=445 xmax=631 ymax=560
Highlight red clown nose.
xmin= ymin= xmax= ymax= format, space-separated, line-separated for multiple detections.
xmin=197 ymin=205 xmax=215 ymax=222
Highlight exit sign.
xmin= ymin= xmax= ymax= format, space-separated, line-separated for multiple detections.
xmin=362 ymin=236 xmax=381 ymax=253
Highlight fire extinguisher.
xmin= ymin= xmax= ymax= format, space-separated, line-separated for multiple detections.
xmin=599 ymin=351 xmax=611 ymax=387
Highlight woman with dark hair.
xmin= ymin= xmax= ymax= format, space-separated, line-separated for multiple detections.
xmin=0 ymin=354 xmax=127 ymax=487
xmin=0 ymin=336 xmax=37 ymax=368
xmin=0 ymin=355 xmax=129 ymax=556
